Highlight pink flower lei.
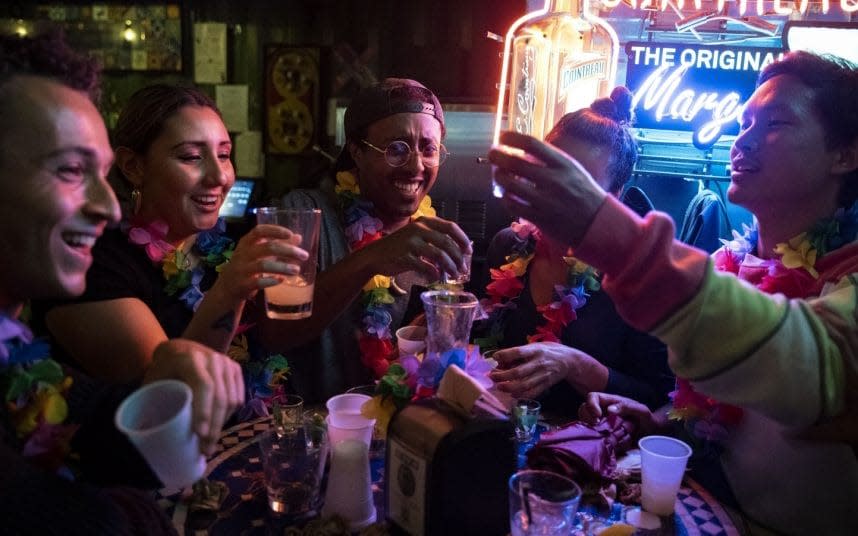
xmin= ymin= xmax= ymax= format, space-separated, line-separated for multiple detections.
xmin=124 ymin=218 xmax=235 ymax=311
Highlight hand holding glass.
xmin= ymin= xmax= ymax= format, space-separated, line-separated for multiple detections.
xmin=256 ymin=207 xmax=321 ymax=320
xmin=114 ymin=380 xmax=206 ymax=490
xmin=444 ymin=243 xmax=472 ymax=285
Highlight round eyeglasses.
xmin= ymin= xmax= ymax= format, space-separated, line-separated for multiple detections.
xmin=361 ymin=139 xmax=449 ymax=168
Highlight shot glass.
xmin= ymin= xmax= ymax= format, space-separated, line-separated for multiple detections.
xmin=512 ymin=398 xmax=541 ymax=443
xmin=444 ymin=242 xmax=473 ymax=285
xmin=255 ymin=207 xmax=322 ymax=320
xmin=421 ymin=290 xmax=479 ymax=356
xmin=638 ymin=435 xmax=692 ymax=516
xmin=509 ymin=469 xmax=581 ymax=536
xmin=490 ymin=143 xmax=543 ymax=199
xmin=271 ymin=394 xmax=304 ymax=436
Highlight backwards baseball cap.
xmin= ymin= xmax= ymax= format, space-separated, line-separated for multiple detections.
xmin=334 ymin=78 xmax=446 ymax=171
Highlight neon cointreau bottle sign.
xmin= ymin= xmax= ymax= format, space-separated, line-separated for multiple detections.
xmin=625 ymin=42 xmax=783 ymax=148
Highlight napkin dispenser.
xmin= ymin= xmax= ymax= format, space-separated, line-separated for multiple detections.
xmin=385 ymin=397 xmax=515 ymax=536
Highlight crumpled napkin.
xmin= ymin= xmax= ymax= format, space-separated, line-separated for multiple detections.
xmin=525 ymin=416 xmax=636 ymax=489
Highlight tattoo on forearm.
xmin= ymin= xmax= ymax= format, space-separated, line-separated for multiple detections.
xmin=212 ymin=312 xmax=235 ymax=333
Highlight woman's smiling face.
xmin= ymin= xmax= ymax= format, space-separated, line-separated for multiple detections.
xmin=134 ymin=105 xmax=234 ymax=242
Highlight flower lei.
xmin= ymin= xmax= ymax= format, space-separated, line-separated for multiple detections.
xmin=669 ymin=201 xmax=858 ymax=443
xmin=335 ymin=170 xmax=436 ymax=378
xmin=126 ymin=218 xmax=291 ymax=419
xmin=125 ymin=218 xmax=235 ymax=311
xmin=1 ymin=314 xmax=77 ymax=477
xmin=476 ymin=219 xmax=600 ymax=351
xmin=362 ymin=345 xmax=494 ymax=436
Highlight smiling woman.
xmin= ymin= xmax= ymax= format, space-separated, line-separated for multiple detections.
xmin=32 ymin=84 xmax=309 ymax=393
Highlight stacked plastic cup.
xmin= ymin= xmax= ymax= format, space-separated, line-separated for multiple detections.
xmin=322 ymin=393 xmax=377 ymax=529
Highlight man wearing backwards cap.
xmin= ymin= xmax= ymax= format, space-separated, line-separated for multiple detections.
xmin=265 ymin=78 xmax=471 ymax=403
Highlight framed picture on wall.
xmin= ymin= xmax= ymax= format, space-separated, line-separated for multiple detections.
xmin=264 ymin=45 xmax=321 ymax=155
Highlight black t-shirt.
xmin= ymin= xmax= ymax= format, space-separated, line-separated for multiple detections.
xmin=475 ymin=227 xmax=674 ymax=414
xmin=31 ymin=227 xmax=216 ymax=368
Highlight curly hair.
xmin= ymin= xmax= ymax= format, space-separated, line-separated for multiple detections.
xmin=0 ymin=30 xmax=100 ymax=102
xmin=545 ymin=86 xmax=638 ymax=194
xmin=758 ymin=51 xmax=858 ymax=206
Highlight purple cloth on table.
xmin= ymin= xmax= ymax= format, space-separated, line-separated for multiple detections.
xmin=526 ymin=416 xmax=636 ymax=486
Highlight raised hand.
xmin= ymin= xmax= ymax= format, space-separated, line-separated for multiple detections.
xmin=143 ymin=339 xmax=245 ymax=455
xmin=208 ymin=224 xmax=308 ymax=306
xmin=489 ymin=131 xmax=608 ymax=248
xmin=358 ymin=216 xmax=471 ymax=280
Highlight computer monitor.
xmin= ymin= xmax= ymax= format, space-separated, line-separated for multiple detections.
xmin=219 ymin=179 xmax=257 ymax=220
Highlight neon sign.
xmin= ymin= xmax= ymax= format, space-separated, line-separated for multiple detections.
xmin=600 ymin=0 xmax=858 ymax=16
xmin=625 ymin=43 xmax=783 ymax=147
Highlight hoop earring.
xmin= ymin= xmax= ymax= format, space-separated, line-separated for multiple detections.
xmin=131 ymin=188 xmax=142 ymax=215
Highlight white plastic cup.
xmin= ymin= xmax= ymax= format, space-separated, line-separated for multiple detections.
xmin=114 ymin=380 xmax=206 ymax=490
xmin=325 ymin=415 xmax=375 ymax=448
xmin=396 ymin=325 xmax=427 ymax=356
xmin=322 ymin=439 xmax=377 ymax=531
xmin=326 ymin=393 xmax=371 ymax=428
xmin=638 ymin=435 xmax=692 ymax=516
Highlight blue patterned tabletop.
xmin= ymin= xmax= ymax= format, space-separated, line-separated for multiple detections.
xmin=158 ymin=417 xmax=739 ymax=535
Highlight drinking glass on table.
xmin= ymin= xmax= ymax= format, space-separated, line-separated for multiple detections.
xmin=512 ymin=398 xmax=541 ymax=443
xmin=255 ymin=207 xmax=322 ymax=319
xmin=508 ymin=469 xmax=581 ymax=536
xmin=259 ymin=427 xmax=327 ymax=518
xmin=271 ymin=394 xmax=304 ymax=437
